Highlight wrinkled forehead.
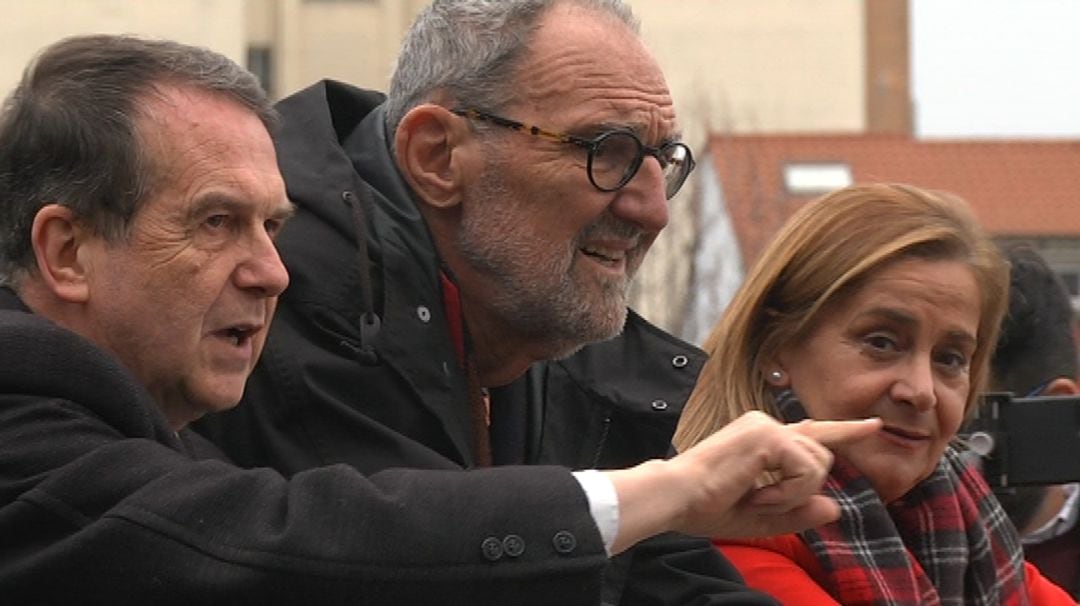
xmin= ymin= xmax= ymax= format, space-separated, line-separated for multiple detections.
xmin=512 ymin=4 xmax=677 ymax=137
xmin=130 ymin=85 xmax=286 ymax=212
xmin=136 ymin=86 xmax=272 ymax=167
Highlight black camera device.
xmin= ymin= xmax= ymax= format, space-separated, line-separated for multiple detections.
xmin=964 ymin=392 xmax=1080 ymax=487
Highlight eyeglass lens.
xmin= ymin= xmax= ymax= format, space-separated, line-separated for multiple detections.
xmin=589 ymin=132 xmax=641 ymax=190
xmin=589 ymin=131 xmax=691 ymax=199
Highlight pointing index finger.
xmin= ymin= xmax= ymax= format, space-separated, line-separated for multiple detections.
xmin=793 ymin=418 xmax=882 ymax=448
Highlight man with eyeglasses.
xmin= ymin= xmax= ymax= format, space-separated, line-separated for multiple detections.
xmin=195 ymin=1 xmax=878 ymax=603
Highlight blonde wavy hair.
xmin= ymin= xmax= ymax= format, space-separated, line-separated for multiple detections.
xmin=673 ymin=183 xmax=1009 ymax=451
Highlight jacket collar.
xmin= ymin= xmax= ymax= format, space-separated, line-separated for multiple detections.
xmin=276 ymin=80 xmax=479 ymax=464
xmin=0 ymin=286 xmax=30 ymax=313
xmin=0 ymin=287 xmax=183 ymax=449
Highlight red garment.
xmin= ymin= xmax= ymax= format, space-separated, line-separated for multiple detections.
xmin=439 ymin=272 xmax=466 ymax=365
xmin=716 ymin=535 xmax=1075 ymax=605
xmin=1025 ymin=518 xmax=1080 ymax=599
xmin=439 ymin=271 xmax=491 ymax=465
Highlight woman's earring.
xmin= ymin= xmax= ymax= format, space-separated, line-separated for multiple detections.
xmin=767 ymin=369 xmax=785 ymax=384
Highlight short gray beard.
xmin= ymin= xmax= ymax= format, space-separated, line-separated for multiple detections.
xmin=457 ymin=162 xmax=637 ymax=358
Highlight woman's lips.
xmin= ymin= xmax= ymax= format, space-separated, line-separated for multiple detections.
xmin=879 ymin=424 xmax=931 ymax=448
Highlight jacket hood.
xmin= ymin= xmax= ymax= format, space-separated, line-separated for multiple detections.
xmin=272 ymin=80 xmax=389 ymax=242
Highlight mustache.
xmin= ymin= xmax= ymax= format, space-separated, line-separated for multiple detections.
xmin=578 ymin=214 xmax=644 ymax=246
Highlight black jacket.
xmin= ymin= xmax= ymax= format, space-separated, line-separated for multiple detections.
xmin=0 ymin=288 xmax=610 ymax=605
xmin=195 ymin=80 xmax=775 ymax=605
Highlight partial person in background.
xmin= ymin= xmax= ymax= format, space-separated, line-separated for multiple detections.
xmin=193 ymin=0 xmax=878 ymax=603
xmin=988 ymin=244 xmax=1080 ymax=599
xmin=0 ymin=34 xmax=873 ymax=605
xmin=674 ymin=184 xmax=1073 ymax=604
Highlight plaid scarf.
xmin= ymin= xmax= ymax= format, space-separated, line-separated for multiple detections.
xmin=778 ymin=394 xmax=1028 ymax=605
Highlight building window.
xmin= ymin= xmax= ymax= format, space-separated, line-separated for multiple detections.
xmin=782 ymin=162 xmax=853 ymax=196
xmin=247 ymin=45 xmax=274 ymax=99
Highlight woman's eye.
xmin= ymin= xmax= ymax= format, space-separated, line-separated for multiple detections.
xmin=865 ymin=334 xmax=897 ymax=352
xmin=936 ymin=351 xmax=969 ymax=372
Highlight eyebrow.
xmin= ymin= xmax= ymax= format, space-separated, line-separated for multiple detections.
xmin=941 ymin=327 xmax=978 ymax=349
xmin=858 ymin=306 xmax=978 ymax=347
xmin=861 ymin=306 xmax=914 ymax=325
xmin=583 ymin=119 xmax=684 ymax=145
xmin=272 ymin=200 xmax=297 ymax=221
xmin=186 ymin=193 xmax=295 ymax=223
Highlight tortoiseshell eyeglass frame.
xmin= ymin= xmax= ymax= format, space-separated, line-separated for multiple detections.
xmin=450 ymin=107 xmax=695 ymax=199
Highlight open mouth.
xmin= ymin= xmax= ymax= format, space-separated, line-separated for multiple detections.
xmin=580 ymin=244 xmax=627 ymax=267
xmin=217 ymin=325 xmax=256 ymax=347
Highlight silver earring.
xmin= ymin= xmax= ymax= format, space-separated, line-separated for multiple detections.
xmin=768 ymin=370 xmax=784 ymax=383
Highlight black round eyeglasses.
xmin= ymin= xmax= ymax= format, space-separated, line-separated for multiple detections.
xmin=451 ymin=108 xmax=696 ymax=200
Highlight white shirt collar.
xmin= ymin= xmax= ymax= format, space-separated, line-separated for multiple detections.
xmin=1022 ymin=482 xmax=1080 ymax=545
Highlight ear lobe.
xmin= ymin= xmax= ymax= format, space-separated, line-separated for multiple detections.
xmin=30 ymin=204 xmax=93 ymax=303
xmin=394 ymin=104 xmax=472 ymax=210
xmin=764 ymin=368 xmax=790 ymax=388
xmin=1041 ymin=377 xmax=1080 ymax=396
xmin=762 ymin=351 xmax=792 ymax=387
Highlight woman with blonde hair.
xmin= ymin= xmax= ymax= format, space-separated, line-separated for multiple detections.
xmin=675 ymin=183 xmax=1073 ymax=604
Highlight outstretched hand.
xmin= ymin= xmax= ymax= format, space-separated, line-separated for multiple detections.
xmin=605 ymin=411 xmax=881 ymax=554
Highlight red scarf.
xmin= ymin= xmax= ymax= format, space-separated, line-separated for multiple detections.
xmin=802 ymin=448 xmax=1028 ymax=605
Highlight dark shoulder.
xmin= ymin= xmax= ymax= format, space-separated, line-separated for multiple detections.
xmin=0 ymin=307 xmax=167 ymax=440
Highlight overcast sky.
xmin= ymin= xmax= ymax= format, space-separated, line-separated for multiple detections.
xmin=911 ymin=0 xmax=1080 ymax=138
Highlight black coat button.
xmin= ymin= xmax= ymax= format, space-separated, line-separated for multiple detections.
xmin=552 ymin=530 xmax=577 ymax=554
xmin=481 ymin=536 xmax=503 ymax=561
xmin=502 ymin=534 xmax=525 ymax=557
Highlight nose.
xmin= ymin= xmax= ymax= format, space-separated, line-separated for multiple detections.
xmin=234 ymin=228 xmax=290 ymax=297
xmin=608 ymin=157 xmax=669 ymax=233
xmin=891 ymin=353 xmax=937 ymax=411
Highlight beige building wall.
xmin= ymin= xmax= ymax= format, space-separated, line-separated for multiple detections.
xmin=627 ymin=0 xmax=867 ymax=333
xmin=632 ymin=0 xmax=865 ymax=144
xmin=0 ymin=0 xmax=425 ymax=101
xmin=0 ymin=0 xmax=246 ymax=100
xmin=251 ymin=0 xmax=426 ymax=98
xmin=253 ymin=0 xmax=868 ymax=136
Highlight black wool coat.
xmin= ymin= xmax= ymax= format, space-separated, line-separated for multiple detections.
xmin=0 ymin=288 xmax=608 ymax=605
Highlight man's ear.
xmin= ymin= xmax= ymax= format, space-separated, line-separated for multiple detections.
xmin=30 ymin=204 xmax=93 ymax=303
xmin=1041 ymin=376 xmax=1080 ymax=396
xmin=394 ymin=104 xmax=474 ymax=210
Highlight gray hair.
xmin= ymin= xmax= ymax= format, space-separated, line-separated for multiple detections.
xmin=385 ymin=0 xmax=639 ymax=134
xmin=0 ymin=34 xmax=277 ymax=286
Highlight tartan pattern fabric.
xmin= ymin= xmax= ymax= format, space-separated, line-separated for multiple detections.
xmin=777 ymin=393 xmax=1028 ymax=605
xmin=803 ymin=451 xmax=1027 ymax=605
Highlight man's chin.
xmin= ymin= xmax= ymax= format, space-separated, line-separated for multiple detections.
xmin=548 ymin=305 xmax=627 ymax=360
xmin=194 ymin=383 xmax=247 ymax=416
